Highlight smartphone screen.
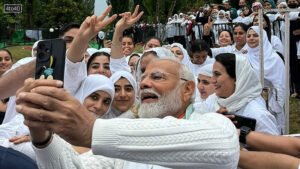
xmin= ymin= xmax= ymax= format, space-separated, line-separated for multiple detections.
xmin=35 ymin=39 xmax=66 ymax=84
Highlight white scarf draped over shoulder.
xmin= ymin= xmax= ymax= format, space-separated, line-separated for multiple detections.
xmin=216 ymin=54 xmax=262 ymax=112
xmin=245 ymin=26 xmax=285 ymax=81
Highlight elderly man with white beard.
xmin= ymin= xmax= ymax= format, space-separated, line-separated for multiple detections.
xmin=16 ymin=54 xmax=239 ymax=169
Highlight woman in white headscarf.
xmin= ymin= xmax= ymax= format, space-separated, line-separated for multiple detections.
xmin=103 ymin=71 xmax=138 ymax=119
xmin=172 ymin=14 xmax=182 ymax=36
xmin=170 ymin=42 xmax=215 ymax=77
xmin=75 ymin=74 xmax=115 ymax=118
xmin=245 ymin=26 xmax=285 ymax=133
xmin=212 ymin=53 xmax=280 ymax=135
xmin=166 ymin=17 xmax=175 ymax=44
xmin=212 ymin=10 xmax=229 ymax=44
xmin=214 ymin=10 xmax=229 ymax=24
xmin=193 ymin=64 xmax=216 ymax=114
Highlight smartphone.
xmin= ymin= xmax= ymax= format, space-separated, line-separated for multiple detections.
xmin=223 ymin=113 xmax=257 ymax=131
xmin=35 ymin=39 xmax=66 ymax=84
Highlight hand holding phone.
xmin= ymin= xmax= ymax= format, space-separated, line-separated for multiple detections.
xmin=223 ymin=113 xmax=257 ymax=131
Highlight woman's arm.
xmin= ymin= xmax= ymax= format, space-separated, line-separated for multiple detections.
xmin=246 ymin=131 xmax=300 ymax=157
xmin=239 ymin=151 xmax=300 ymax=169
xmin=110 ymin=5 xmax=143 ymax=60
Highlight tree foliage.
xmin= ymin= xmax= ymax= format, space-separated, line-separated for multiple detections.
xmin=0 ymin=0 xmax=94 ymax=28
xmin=141 ymin=0 xmax=190 ymax=23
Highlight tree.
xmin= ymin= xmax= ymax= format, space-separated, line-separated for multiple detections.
xmin=141 ymin=0 xmax=189 ymax=23
xmin=106 ymin=0 xmax=129 ymax=15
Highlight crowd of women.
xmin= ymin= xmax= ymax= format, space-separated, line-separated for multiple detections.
xmin=0 ymin=1 xmax=299 ymax=169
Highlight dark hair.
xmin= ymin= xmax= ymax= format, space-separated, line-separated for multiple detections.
xmin=253 ymin=14 xmax=271 ymax=41
xmin=215 ymin=53 xmax=236 ymax=79
xmin=191 ymin=40 xmax=210 ymax=53
xmin=128 ymin=53 xmax=140 ymax=62
xmin=144 ymin=37 xmax=162 ymax=46
xmin=0 ymin=49 xmax=13 ymax=61
xmin=243 ymin=6 xmax=252 ymax=17
xmin=122 ymin=36 xmax=135 ymax=46
xmin=233 ymin=23 xmax=249 ymax=32
xmin=218 ymin=30 xmax=233 ymax=43
xmin=87 ymin=52 xmax=110 ymax=70
xmin=59 ymin=23 xmax=80 ymax=37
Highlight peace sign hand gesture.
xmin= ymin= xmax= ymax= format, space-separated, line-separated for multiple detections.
xmin=78 ymin=5 xmax=117 ymax=41
xmin=115 ymin=5 xmax=144 ymax=32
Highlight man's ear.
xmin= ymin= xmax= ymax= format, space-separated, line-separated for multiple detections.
xmin=181 ymin=81 xmax=195 ymax=103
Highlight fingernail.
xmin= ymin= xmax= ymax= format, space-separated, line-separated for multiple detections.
xmin=56 ymin=81 xmax=63 ymax=86
xmin=16 ymin=105 xmax=22 ymax=111
xmin=19 ymin=92 xmax=26 ymax=98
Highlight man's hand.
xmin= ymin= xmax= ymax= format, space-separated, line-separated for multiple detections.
xmin=16 ymin=79 xmax=96 ymax=147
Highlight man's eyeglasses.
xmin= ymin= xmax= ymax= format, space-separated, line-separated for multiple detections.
xmin=141 ymin=71 xmax=187 ymax=82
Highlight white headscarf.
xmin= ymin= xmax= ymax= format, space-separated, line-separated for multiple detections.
xmin=172 ymin=14 xmax=180 ymax=23
xmin=246 ymin=26 xmax=282 ymax=78
xmin=170 ymin=43 xmax=190 ymax=63
xmin=110 ymin=71 xmax=137 ymax=97
xmin=214 ymin=10 xmax=229 ymax=24
xmin=197 ymin=64 xmax=213 ymax=77
xmin=98 ymin=48 xmax=111 ymax=55
xmin=87 ymin=48 xmax=99 ymax=56
xmin=278 ymin=2 xmax=287 ymax=7
xmin=216 ymin=54 xmax=262 ymax=112
xmin=110 ymin=71 xmax=138 ymax=116
xmin=167 ymin=17 xmax=173 ymax=24
xmin=75 ymin=74 xmax=115 ymax=115
xmin=31 ymin=40 xmax=41 ymax=57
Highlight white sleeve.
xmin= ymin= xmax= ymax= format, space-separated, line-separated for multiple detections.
xmin=271 ymin=36 xmax=284 ymax=55
xmin=63 ymin=57 xmax=87 ymax=96
xmin=92 ymin=113 xmax=240 ymax=169
xmin=110 ymin=57 xmax=131 ymax=74
xmin=33 ymin=135 xmax=115 ymax=169
xmin=33 ymin=135 xmax=85 ymax=169
xmin=290 ymin=12 xmax=300 ymax=21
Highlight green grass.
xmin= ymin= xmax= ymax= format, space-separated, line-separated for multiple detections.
xmin=289 ymin=97 xmax=300 ymax=134
xmin=5 ymin=45 xmax=300 ymax=134
xmin=6 ymin=45 xmax=32 ymax=62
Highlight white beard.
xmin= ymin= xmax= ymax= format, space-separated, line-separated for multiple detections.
xmin=138 ymin=84 xmax=183 ymax=118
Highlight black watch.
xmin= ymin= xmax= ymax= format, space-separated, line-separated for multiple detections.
xmin=239 ymin=126 xmax=252 ymax=144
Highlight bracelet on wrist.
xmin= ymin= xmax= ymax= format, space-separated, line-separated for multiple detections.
xmin=32 ymin=132 xmax=53 ymax=147
xmin=111 ymin=43 xmax=122 ymax=48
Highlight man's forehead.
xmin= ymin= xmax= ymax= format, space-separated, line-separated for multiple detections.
xmin=64 ymin=28 xmax=79 ymax=38
xmin=145 ymin=59 xmax=180 ymax=75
